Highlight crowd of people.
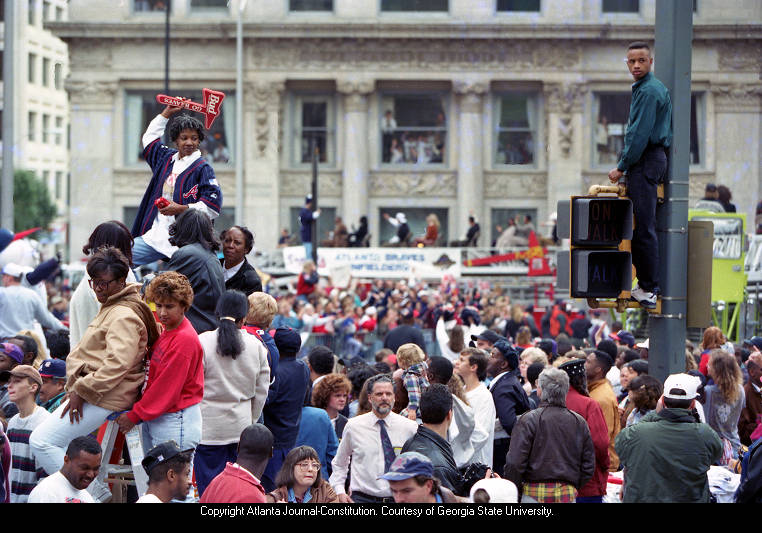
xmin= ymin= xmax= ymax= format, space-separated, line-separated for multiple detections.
xmin=1 ymin=99 xmax=760 ymax=507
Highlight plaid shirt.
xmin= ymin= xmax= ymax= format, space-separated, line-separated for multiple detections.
xmin=403 ymin=362 xmax=429 ymax=417
xmin=522 ymin=482 xmax=577 ymax=503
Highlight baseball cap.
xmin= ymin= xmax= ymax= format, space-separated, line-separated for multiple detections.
xmin=469 ymin=478 xmax=519 ymax=503
xmin=705 ymin=183 xmax=717 ymax=192
xmin=559 ymin=358 xmax=586 ymax=377
xmin=492 ymin=339 xmax=519 ymax=370
xmin=2 ymin=263 xmax=25 ymax=278
xmin=471 ymin=329 xmax=501 ymax=345
xmin=749 ymin=336 xmax=762 ymax=352
xmin=663 ymin=373 xmax=701 ymax=400
xmin=1 ymin=342 xmax=24 ymax=364
xmin=39 ymin=359 xmax=66 ymax=380
xmin=142 ymin=441 xmax=194 ymax=476
xmin=378 ymin=452 xmax=434 ymax=481
xmin=8 ymin=365 xmax=43 ymax=388
xmin=273 ymin=327 xmax=302 ymax=355
xmin=635 ymin=338 xmax=650 ymax=350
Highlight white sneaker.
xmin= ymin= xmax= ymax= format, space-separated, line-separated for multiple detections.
xmin=630 ymin=285 xmax=657 ymax=309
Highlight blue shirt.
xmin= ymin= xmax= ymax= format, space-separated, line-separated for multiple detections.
xmin=617 ymin=72 xmax=673 ymax=172
xmin=295 ymin=406 xmax=339 ymax=479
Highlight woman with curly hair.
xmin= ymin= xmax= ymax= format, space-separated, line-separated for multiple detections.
xmin=698 ymin=327 xmax=726 ymax=376
xmin=625 ymin=375 xmax=663 ymax=427
xmin=312 ymin=374 xmax=352 ymax=439
xmin=703 ymin=349 xmax=745 ymax=459
xmin=268 ymin=446 xmax=338 ymax=503
xmin=115 ymin=271 xmax=205 ymax=499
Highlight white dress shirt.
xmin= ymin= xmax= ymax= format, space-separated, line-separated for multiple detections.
xmin=329 ymin=411 xmax=418 ymax=498
xmin=466 ymin=383 xmax=497 ymax=467
xmin=140 ymin=114 xmax=218 ymax=258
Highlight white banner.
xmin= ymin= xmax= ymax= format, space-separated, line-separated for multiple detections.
xmin=282 ymin=246 xmax=461 ymax=280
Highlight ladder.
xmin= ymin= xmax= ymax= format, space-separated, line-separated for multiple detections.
xmin=97 ymin=420 xmax=149 ymax=501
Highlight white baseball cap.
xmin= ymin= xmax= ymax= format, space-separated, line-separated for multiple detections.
xmin=663 ymin=373 xmax=700 ymax=400
xmin=2 ymin=263 xmax=25 ymax=278
xmin=469 ymin=478 xmax=519 ymax=503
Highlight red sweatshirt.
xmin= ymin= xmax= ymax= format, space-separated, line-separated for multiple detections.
xmin=126 ymin=317 xmax=204 ymax=424
xmin=565 ymin=387 xmax=610 ymax=497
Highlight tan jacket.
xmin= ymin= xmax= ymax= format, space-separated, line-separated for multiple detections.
xmin=269 ymin=480 xmax=339 ymax=503
xmin=589 ymin=378 xmax=621 ymax=471
xmin=66 ymin=283 xmax=156 ymax=412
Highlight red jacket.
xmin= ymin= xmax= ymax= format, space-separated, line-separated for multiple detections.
xmin=126 ymin=317 xmax=204 ymax=424
xmin=565 ymin=387 xmax=610 ymax=497
xmin=200 ymin=462 xmax=266 ymax=503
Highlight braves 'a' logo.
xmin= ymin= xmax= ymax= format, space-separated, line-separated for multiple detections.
xmin=183 ymin=185 xmax=199 ymax=200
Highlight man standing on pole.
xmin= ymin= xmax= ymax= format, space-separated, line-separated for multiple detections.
xmin=608 ymin=42 xmax=672 ymax=309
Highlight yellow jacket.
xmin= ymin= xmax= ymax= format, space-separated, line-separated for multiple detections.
xmin=66 ymin=283 xmax=157 ymax=412
xmin=588 ymin=378 xmax=621 ymax=471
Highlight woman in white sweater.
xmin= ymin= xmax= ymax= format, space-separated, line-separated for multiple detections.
xmin=194 ymin=290 xmax=270 ymax=497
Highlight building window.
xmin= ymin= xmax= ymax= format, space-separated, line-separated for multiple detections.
xmin=602 ymin=0 xmax=639 ymax=13
xmin=54 ymin=63 xmax=63 ymax=90
xmin=494 ymin=93 xmax=538 ymax=166
xmin=42 ymin=57 xmax=51 ymax=87
xmin=290 ymin=0 xmax=333 ymax=10
xmin=133 ymin=0 xmax=169 ymax=11
xmin=28 ymin=112 xmax=37 ymax=142
xmin=380 ymin=93 xmax=447 ymax=165
xmin=0 ymin=51 xmax=3 ymax=81
xmin=290 ymin=206 xmax=337 ymax=245
xmin=381 ymin=0 xmax=448 ymax=11
xmin=42 ymin=114 xmax=50 ymax=143
xmin=378 ymin=207 xmax=449 ymax=245
xmin=0 ymin=0 xmax=4 ymax=22
xmin=43 ymin=1 xmax=51 ymax=21
xmin=124 ymin=89 xmax=236 ymax=165
xmin=497 ymin=0 xmax=540 ymax=11
xmin=28 ymin=53 xmax=37 ymax=84
xmin=491 ymin=208 xmax=537 ymax=246
xmin=293 ymin=94 xmax=335 ymax=166
xmin=28 ymin=0 xmax=36 ymax=25
xmin=55 ymin=5 xmax=63 ymax=20
xmin=592 ymin=91 xmax=703 ymax=167
xmin=55 ymin=171 xmax=63 ymax=200
xmin=190 ymin=0 xmax=229 ymax=11
xmin=55 ymin=116 xmax=63 ymax=145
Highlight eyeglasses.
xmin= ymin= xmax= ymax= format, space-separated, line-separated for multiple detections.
xmin=295 ymin=462 xmax=321 ymax=471
xmin=88 ymin=278 xmax=121 ymax=291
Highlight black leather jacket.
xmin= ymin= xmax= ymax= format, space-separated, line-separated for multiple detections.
xmin=402 ymin=425 xmax=465 ymax=496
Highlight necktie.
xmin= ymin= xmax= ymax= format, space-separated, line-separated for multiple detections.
xmin=377 ymin=419 xmax=396 ymax=472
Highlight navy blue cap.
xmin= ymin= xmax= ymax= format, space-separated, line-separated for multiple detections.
xmin=471 ymin=329 xmax=501 ymax=345
xmin=39 ymin=358 xmax=66 ymax=379
xmin=142 ymin=441 xmax=193 ymax=476
xmin=378 ymin=452 xmax=434 ymax=481
xmin=493 ymin=339 xmax=519 ymax=370
xmin=274 ymin=327 xmax=302 ymax=355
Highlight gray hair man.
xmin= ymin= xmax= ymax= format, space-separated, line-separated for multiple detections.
xmin=504 ymin=367 xmax=595 ymax=503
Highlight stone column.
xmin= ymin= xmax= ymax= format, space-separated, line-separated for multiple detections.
xmin=544 ymin=82 xmax=587 ymax=217
xmin=65 ymin=78 xmax=117 ymax=262
xmin=246 ymin=79 xmax=285 ymax=249
xmin=337 ymin=78 xmax=374 ymax=231
xmin=710 ymin=83 xmax=762 ymax=225
xmin=453 ymin=80 xmax=487 ymax=245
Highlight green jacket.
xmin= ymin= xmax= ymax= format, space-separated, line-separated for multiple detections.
xmin=615 ymin=408 xmax=722 ymax=503
xmin=617 ymin=72 xmax=673 ymax=172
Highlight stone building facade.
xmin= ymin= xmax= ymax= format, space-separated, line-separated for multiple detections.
xmin=53 ymin=0 xmax=761 ymax=260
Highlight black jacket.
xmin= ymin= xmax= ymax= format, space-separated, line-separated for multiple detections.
xmin=736 ymin=437 xmax=762 ymax=502
xmin=383 ymin=325 xmax=426 ymax=353
xmin=262 ymin=355 xmax=311 ymax=448
xmin=335 ymin=413 xmax=348 ymax=440
xmin=221 ymin=258 xmax=262 ymax=296
xmin=402 ymin=425 xmax=464 ymax=496
xmin=167 ymin=243 xmax=225 ymax=334
xmin=490 ymin=369 xmax=531 ymax=440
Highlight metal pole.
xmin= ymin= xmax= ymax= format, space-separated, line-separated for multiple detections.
xmin=311 ymin=137 xmax=319 ymax=263
xmin=235 ymin=0 xmax=246 ymax=225
xmin=1 ymin=0 xmax=15 ymax=230
xmin=650 ymin=0 xmax=693 ymax=384
xmin=164 ymin=1 xmax=170 ymax=95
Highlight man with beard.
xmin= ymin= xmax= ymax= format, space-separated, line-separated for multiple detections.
xmin=329 ymin=374 xmax=418 ymax=503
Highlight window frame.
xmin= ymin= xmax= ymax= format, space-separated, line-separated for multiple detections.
xmin=496 ymin=0 xmax=541 ymax=13
xmin=378 ymin=90 xmax=449 ymax=168
xmin=601 ymin=0 xmax=640 ymax=14
xmin=379 ymin=0 xmax=449 ymax=14
xmin=42 ymin=57 xmax=51 ymax=87
xmin=288 ymin=0 xmax=334 ymax=12
xmin=42 ymin=114 xmax=50 ymax=144
xmin=189 ymin=0 xmax=230 ymax=14
xmin=28 ymin=53 xmax=37 ymax=84
xmin=492 ymin=91 xmax=541 ymax=169
xmin=290 ymin=92 xmax=337 ymax=168
xmin=28 ymin=111 xmax=37 ymax=142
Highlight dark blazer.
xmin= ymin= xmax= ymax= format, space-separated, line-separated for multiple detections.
xmin=335 ymin=413 xmax=348 ymax=440
xmin=221 ymin=258 xmax=262 ymax=296
xmin=490 ymin=369 xmax=531 ymax=440
xmin=167 ymin=243 xmax=225 ymax=335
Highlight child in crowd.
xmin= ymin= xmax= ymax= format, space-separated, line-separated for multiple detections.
xmin=397 ymin=343 xmax=429 ymax=421
xmin=5 ymin=365 xmax=50 ymax=502
xmin=115 ymin=271 xmax=204 ymax=501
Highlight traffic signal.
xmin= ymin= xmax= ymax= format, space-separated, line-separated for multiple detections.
xmin=557 ymin=197 xmax=633 ymax=299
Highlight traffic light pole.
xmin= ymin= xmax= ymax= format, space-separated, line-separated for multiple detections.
xmin=650 ymin=0 xmax=693 ymax=384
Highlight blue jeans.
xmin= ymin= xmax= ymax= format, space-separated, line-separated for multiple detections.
xmin=194 ymin=442 xmax=238 ymax=498
xmin=132 ymin=236 xmax=170 ymax=266
xmin=30 ymin=400 xmax=114 ymax=476
xmin=628 ymin=145 xmax=667 ymax=293
xmin=303 ymin=241 xmax=313 ymax=261
xmin=141 ymin=403 xmax=202 ymax=502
